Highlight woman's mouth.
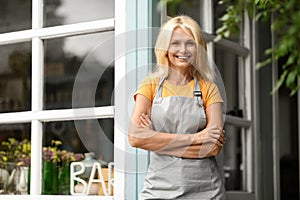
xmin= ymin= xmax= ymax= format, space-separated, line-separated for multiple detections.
xmin=175 ymin=55 xmax=190 ymax=60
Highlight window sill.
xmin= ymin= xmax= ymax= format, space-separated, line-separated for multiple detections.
xmin=0 ymin=195 xmax=114 ymax=200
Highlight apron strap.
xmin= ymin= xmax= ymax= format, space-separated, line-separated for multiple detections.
xmin=155 ymin=76 xmax=204 ymax=107
xmin=155 ymin=77 xmax=165 ymax=98
xmin=193 ymin=77 xmax=204 ymax=107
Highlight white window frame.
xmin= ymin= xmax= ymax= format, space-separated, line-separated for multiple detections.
xmin=124 ymin=0 xmax=159 ymax=199
xmin=0 ymin=0 xmax=127 ymax=199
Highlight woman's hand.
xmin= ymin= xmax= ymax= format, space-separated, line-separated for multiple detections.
xmin=190 ymin=126 xmax=225 ymax=158
xmin=177 ymin=127 xmax=225 ymax=159
xmin=194 ymin=126 xmax=225 ymax=146
xmin=139 ymin=113 xmax=152 ymax=130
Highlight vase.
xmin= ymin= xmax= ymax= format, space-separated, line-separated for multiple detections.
xmin=0 ymin=162 xmax=29 ymax=195
xmin=42 ymin=161 xmax=58 ymax=195
xmin=16 ymin=166 xmax=28 ymax=195
xmin=5 ymin=162 xmax=19 ymax=194
xmin=27 ymin=165 xmax=30 ymax=194
xmin=0 ymin=162 xmax=10 ymax=194
xmin=77 ymin=152 xmax=98 ymax=179
xmin=58 ymin=162 xmax=70 ymax=195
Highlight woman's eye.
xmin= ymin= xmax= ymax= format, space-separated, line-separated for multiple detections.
xmin=186 ymin=41 xmax=195 ymax=46
xmin=170 ymin=41 xmax=179 ymax=46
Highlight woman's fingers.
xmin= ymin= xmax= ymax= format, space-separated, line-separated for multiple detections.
xmin=140 ymin=113 xmax=152 ymax=127
xmin=199 ymin=127 xmax=226 ymax=145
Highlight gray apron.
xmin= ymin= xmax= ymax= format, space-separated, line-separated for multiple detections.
xmin=140 ymin=77 xmax=226 ymax=200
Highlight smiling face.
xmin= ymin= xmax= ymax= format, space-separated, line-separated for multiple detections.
xmin=167 ymin=26 xmax=197 ymax=72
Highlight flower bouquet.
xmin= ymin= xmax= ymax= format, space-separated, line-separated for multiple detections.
xmin=42 ymin=140 xmax=84 ymax=195
xmin=0 ymin=138 xmax=31 ymax=194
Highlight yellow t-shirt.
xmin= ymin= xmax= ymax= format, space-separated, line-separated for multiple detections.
xmin=134 ymin=76 xmax=223 ymax=108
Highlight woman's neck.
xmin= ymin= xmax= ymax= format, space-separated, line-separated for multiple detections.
xmin=166 ymin=69 xmax=192 ymax=86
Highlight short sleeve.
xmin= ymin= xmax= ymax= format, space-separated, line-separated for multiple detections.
xmin=201 ymin=80 xmax=224 ymax=108
xmin=133 ymin=77 xmax=159 ymax=103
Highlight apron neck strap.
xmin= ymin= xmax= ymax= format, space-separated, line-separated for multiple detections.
xmin=193 ymin=77 xmax=204 ymax=107
xmin=156 ymin=77 xmax=165 ymax=98
xmin=193 ymin=77 xmax=200 ymax=92
xmin=156 ymin=76 xmax=203 ymax=105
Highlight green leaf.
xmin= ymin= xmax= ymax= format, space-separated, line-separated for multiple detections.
xmin=214 ymin=35 xmax=223 ymax=42
xmin=271 ymin=70 xmax=288 ymax=94
xmin=220 ymin=13 xmax=230 ymax=21
xmin=286 ymin=69 xmax=297 ymax=88
xmin=283 ymin=55 xmax=296 ymax=69
xmin=223 ymin=30 xmax=231 ymax=37
xmin=256 ymin=58 xmax=272 ymax=69
xmin=264 ymin=48 xmax=273 ymax=56
xmin=290 ymin=86 xmax=299 ymax=96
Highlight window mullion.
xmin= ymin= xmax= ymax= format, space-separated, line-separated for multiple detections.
xmin=0 ymin=19 xmax=115 ymax=45
xmin=114 ymin=0 xmax=126 ymax=198
xmin=243 ymin=9 xmax=254 ymax=193
xmin=31 ymin=35 xmax=44 ymax=195
xmin=31 ymin=0 xmax=44 ymax=195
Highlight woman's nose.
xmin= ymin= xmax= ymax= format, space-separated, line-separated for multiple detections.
xmin=179 ymin=44 xmax=187 ymax=53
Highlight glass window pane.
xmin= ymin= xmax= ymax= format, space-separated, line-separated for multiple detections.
xmin=0 ymin=123 xmax=31 ymax=195
xmin=42 ymin=119 xmax=114 ymax=195
xmin=0 ymin=1 xmax=32 ymax=33
xmin=167 ymin=0 xmax=201 ymax=22
xmin=44 ymin=31 xmax=114 ymax=109
xmin=0 ymin=43 xmax=32 ymax=113
xmin=43 ymin=119 xmax=114 ymax=163
xmin=166 ymin=0 xmax=241 ymax=43
xmin=167 ymin=0 xmax=200 ymax=22
xmin=214 ymin=0 xmax=240 ymax=43
xmin=44 ymin=0 xmax=114 ymax=27
xmin=215 ymin=45 xmax=240 ymax=114
xmin=223 ymin=125 xmax=243 ymax=191
xmin=216 ymin=45 xmax=244 ymax=191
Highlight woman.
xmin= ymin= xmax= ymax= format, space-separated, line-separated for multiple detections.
xmin=129 ymin=15 xmax=226 ymax=199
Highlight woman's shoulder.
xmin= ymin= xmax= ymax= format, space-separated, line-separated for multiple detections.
xmin=141 ymin=75 xmax=160 ymax=84
xmin=198 ymin=78 xmax=223 ymax=106
xmin=136 ymin=75 xmax=161 ymax=93
xmin=135 ymin=76 xmax=160 ymax=102
xmin=198 ymin=78 xmax=217 ymax=91
xmin=138 ymin=75 xmax=160 ymax=89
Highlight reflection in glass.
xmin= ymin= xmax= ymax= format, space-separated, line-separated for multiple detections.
xmin=0 ymin=123 xmax=31 ymax=194
xmin=43 ymin=119 xmax=114 ymax=163
xmin=43 ymin=119 xmax=113 ymax=195
xmin=0 ymin=1 xmax=31 ymax=33
xmin=167 ymin=0 xmax=201 ymax=22
xmin=44 ymin=0 xmax=114 ymax=27
xmin=0 ymin=124 xmax=31 ymax=148
xmin=0 ymin=43 xmax=31 ymax=113
xmin=44 ymin=31 xmax=114 ymax=109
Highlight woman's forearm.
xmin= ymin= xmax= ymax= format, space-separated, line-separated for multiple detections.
xmin=128 ymin=124 xmax=223 ymax=158
xmin=128 ymin=123 xmax=194 ymax=152
xmin=158 ymin=143 xmax=222 ymax=158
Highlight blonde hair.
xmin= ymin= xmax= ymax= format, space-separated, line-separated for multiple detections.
xmin=153 ymin=15 xmax=215 ymax=82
